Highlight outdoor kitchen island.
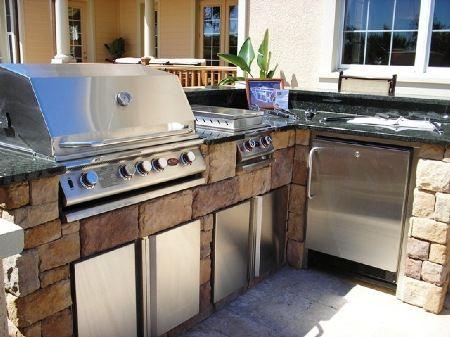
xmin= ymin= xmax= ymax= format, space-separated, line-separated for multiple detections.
xmin=1 ymin=85 xmax=450 ymax=337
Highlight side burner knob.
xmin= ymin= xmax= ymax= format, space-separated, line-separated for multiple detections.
xmin=244 ymin=139 xmax=256 ymax=151
xmin=80 ymin=171 xmax=98 ymax=189
xmin=136 ymin=161 xmax=152 ymax=175
xmin=152 ymin=158 xmax=168 ymax=171
xmin=180 ymin=151 xmax=196 ymax=165
xmin=260 ymin=135 xmax=273 ymax=148
xmin=119 ymin=164 xmax=136 ymax=180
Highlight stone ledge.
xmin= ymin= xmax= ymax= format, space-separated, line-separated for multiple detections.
xmin=0 ymin=219 xmax=24 ymax=259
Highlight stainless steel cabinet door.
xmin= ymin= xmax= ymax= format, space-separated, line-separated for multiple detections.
xmin=214 ymin=201 xmax=251 ymax=303
xmin=306 ymin=139 xmax=410 ymax=273
xmin=252 ymin=187 xmax=288 ymax=277
xmin=74 ymin=244 xmax=137 ymax=337
xmin=145 ymin=220 xmax=200 ymax=337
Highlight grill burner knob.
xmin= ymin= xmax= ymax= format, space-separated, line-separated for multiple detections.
xmin=180 ymin=151 xmax=196 ymax=165
xmin=80 ymin=171 xmax=98 ymax=189
xmin=260 ymin=135 xmax=273 ymax=148
xmin=152 ymin=158 xmax=168 ymax=171
xmin=244 ymin=139 xmax=256 ymax=151
xmin=119 ymin=164 xmax=136 ymax=180
xmin=136 ymin=161 xmax=152 ymax=175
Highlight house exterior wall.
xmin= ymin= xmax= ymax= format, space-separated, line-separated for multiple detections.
xmin=94 ymin=0 xmax=119 ymax=62
xmin=248 ymin=0 xmax=325 ymax=89
xmin=21 ymin=0 xmax=55 ymax=63
xmin=119 ymin=0 xmax=139 ymax=58
xmin=158 ymin=0 xmax=196 ymax=58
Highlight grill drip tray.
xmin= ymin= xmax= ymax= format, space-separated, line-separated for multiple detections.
xmin=192 ymin=105 xmax=267 ymax=132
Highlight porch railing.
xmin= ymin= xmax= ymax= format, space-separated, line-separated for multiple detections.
xmin=147 ymin=65 xmax=237 ymax=87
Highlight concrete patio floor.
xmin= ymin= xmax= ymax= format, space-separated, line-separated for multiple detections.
xmin=182 ymin=267 xmax=450 ymax=337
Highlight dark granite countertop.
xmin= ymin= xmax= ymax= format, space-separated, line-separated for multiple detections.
xmin=0 ymin=147 xmax=65 ymax=186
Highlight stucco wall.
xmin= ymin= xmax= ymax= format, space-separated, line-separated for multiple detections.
xmin=158 ymin=0 xmax=196 ymax=58
xmin=22 ymin=0 xmax=55 ymax=63
xmin=248 ymin=0 xmax=325 ymax=89
xmin=94 ymin=0 xmax=119 ymax=62
xmin=119 ymin=0 xmax=139 ymax=57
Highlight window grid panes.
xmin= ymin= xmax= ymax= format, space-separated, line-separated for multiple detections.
xmin=203 ymin=6 xmax=221 ymax=66
xmin=342 ymin=0 xmax=420 ymax=66
xmin=154 ymin=10 xmax=158 ymax=58
xmin=429 ymin=0 xmax=450 ymax=67
xmin=228 ymin=5 xmax=238 ymax=56
xmin=68 ymin=6 xmax=83 ymax=63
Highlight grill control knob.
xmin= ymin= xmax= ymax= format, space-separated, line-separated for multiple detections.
xmin=180 ymin=151 xmax=196 ymax=165
xmin=244 ymin=139 xmax=256 ymax=151
xmin=260 ymin=135 xmax=273 ymax=148
xmin=136 ymin=161 xmax=152 ymax=175
xmin=80 ymin=171 xmax=98 ymax=189
xmin=152 ymin=158 xmax=168 ymax=171
xmin=119 ymin=164 xmax=136 ymax=180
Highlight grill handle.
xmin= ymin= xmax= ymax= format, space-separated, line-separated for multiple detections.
xmin=59 ymin=128 xmax=194 ymax=148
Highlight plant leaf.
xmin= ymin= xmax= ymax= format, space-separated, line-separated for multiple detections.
xmin=257 ymin=29 xmax=270 ymax=77
xmin=238 ymin=38 xmax=255 ymax=69
xmin=267 ymin=64 xmax=278 ymax=79
xmin=218 ymin=54 xmax=251 ymax=74
xmin=218 ymin=76 xmax=246 ymax=86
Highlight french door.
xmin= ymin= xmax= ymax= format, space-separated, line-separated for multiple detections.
xmin=68 ymin=0 xmax=88 ymax=63
xmin=199 ymin=0 xmax=238 ymax=66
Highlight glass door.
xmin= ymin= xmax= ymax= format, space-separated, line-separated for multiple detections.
xmin=199 ymin=0 xmax=238 ymax=66
xmin=68 ymin=1 xmax=87 ymax=63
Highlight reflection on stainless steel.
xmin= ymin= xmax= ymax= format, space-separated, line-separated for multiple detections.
xmin=142 ymin=221 xmax=200 ymax=337
xmin=251 ymin=188 xmax=288 ymax=278
xmin=214 ymin=202 xmax=251 ymax=303
xmin=306 ymin=138 xmax=410 ymax=276
xmin=192 ymin=105 xmax=265 ymax=132
xmin=0 ymin=64 xmax=207 ymax=209
xmin=74 ymin=244 xmax=138 ymax=337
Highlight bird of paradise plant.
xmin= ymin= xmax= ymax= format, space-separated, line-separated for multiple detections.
xmin=218 ymin=29 xmax=278 ymax=85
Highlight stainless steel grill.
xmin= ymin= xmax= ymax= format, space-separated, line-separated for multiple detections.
xmin=191 ymin=105 xmax=274 ymax=171
xmin=0 ymin=64 xmax=206 ymax=219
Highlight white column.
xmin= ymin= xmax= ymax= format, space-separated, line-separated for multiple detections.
xmin=52 ymin=0 xmax=74 ymax=63
xmin=0 ymin=0 xmax=11 ymax=63
xmin=144 ymin=0 xmax=155 ymax=58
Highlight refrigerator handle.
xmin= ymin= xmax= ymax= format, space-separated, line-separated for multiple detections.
xmin=307 ymin=147 xmax=322 ymax=200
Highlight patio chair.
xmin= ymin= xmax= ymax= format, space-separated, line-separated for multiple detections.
xmin=338 ymin=71 xmax=397 ymax=96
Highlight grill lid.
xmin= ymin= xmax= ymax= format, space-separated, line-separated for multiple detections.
xmin=0 ymin=64 xmax=196 ymax=161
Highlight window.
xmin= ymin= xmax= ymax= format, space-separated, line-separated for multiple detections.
xmin=342 ymin=0 xmax=420 ymax=66
xmin=154 ymin=10 xmax=158 ymax=58
xmin=3 ymin=0 xmax=20 ymax=63
xmin=429 ymin=0 xmax=450 ymax=67
xmin=200 ymin=0 xmax=238 ymax=66
xmin=341 ymin=0 xmax=450 ymax=71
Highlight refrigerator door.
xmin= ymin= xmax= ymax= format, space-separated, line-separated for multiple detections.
xmin=306 ymin=138 xmax=410 ymax=273
xmin=74 ymin=244 xmax=138 ymax=337
xmin=214 ymin=201 xmax=251 ymax=303
xmin=144 ymin=220 xmax=200 ymax=337
xmin=252 ymin=187 xmax=288 ymax=277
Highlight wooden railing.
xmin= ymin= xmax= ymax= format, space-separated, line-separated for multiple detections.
xmin=147 ymin=65 xmax=237 ymax=87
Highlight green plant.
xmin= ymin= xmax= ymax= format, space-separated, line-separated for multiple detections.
xmin=104 ymin=37 xmax=126 ymax=60
xmin=218 ymin=29 xmax=278 ymax=85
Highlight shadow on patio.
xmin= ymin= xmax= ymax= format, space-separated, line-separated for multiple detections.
xmin=182 ymin=268 xmax=450 ymax=337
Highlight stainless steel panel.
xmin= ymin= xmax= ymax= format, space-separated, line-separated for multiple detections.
xmin=306 ymin=138 xmax=410 ymax=273
xmin=60 ymin=146 xmax=206 ymax=206
xmin=252 ymin=188 xmax=288 ymax=278
xmin=144 ymin=221 xmax=200 ymax=337
xmin=74 ymin=244 xmax=137 ymax=337
xmin=214 ymin=202 xmax=251 ymax=303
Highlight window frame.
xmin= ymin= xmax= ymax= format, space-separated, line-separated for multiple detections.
xmin=338 ymin=0 xmax=450 ymax=75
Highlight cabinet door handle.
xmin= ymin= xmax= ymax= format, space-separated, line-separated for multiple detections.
xmin=307 ymin=147 xmax=321 ymax=199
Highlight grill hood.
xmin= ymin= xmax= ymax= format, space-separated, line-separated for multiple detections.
xmin=0 ymin=64 xmax=196 ymax=161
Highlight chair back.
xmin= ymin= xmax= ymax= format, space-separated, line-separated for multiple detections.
xmin=338 ymin=71 xmax=397 ymax=96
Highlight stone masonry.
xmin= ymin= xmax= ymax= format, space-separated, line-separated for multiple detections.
xmin=1 ymin=130 xmax=305 ymax=337
xmin=398 ymin=144 xmax=450 ymax=314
